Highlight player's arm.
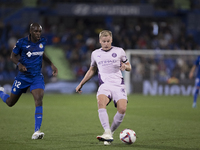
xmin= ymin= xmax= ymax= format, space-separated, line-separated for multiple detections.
xmin=10 ymin=51 xmax=27 ymax=72
xmin=120 ymin=61 xmax=131 ymax=71
xmin=120 ymin=49 xmax=131 ymax=71
xmin=189 ymin=65 xmax=196 ymax=79
xmin=43 ymin=53 xmax=58 ymax=76
xmin=75 ymin=66 xmax=97 ymax=94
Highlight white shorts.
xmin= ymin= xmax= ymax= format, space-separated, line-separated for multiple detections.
xmin=97 ymin=83 xmax=128 ymax=107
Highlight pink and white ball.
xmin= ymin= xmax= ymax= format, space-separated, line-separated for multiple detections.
xmin=120 ymin=129 xmax=136 ymax=144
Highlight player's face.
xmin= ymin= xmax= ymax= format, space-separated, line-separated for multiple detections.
xmin=99 ymin=35 xmax=112 ymax=51
xmin=30 ymin=26 xmax=42 ymax=42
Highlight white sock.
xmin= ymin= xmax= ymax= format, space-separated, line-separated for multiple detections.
xmin=111 ymin=111 xmax=125 ymax=132
xmin=98 ymin=108 xmax=110 ymax=131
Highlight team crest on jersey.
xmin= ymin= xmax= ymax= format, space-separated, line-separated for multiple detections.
xmin=13 ymin=88 xmax=16 ymax=92
xmin=39 ymin=43 xmax=43 ymax=49
xmin=112 ymin=53 xmax=117 ymax=58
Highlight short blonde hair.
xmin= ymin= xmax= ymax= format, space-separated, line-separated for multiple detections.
xmin=99 ymin=30 xmax=112 ymax=38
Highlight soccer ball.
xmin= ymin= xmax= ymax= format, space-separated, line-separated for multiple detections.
xmin=120 ymin=129 xmax=136 ymax=144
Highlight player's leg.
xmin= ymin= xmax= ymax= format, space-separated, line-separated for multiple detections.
xmin=5 ymin=93 xmax=21 ymax=107
xmin=30 ymin=75 xmax=45 ymax=139
xmin=97 ymin=94 xmax=110 ymax=130
xmin=193 ymin=87 xmax=199 ymax=108
xmin=96 ymin=94 xmax=113 ymax=142
xmin=0 ymin=85 xmax=22 ymax=107
xmin=104 ymin=99 xmax=127 ymax=145
xmin=110 ymin=99 xmax=127 ymax=133
xmin=0 ymin=87 xmax=10 ymax=103
xmin=193 ymin=78 xmax=200 ymax=108
xmin=110 ymin=84 xmax=127 ymax=133
xmin=31 ymin=88 xmax=44 ymax=139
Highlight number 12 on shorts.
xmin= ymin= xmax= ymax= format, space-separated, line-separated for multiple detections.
xmin=14 ymin=80 xmax=21 ymax=88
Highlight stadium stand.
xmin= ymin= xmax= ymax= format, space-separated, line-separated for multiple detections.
xmin=0 ymin=0 xmax=200 ymax=85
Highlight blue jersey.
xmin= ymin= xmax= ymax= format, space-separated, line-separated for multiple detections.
xmin=194 ymin=56 xmax=200 ymax=78
xmin=13 ymin=35 xmax=46 ymax=77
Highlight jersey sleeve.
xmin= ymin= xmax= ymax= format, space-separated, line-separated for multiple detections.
xmin=195 ymin=56 xmax=200 ymax=66
xmin=13 ymin=39 xmax=22 ymax=55
xmin=90 ymin=52 xmax=97 ymax=67
xmin=41 ymin=37 xmax=47 ymax=47
xmin=121 ymin=48 xmax=128 ymax=63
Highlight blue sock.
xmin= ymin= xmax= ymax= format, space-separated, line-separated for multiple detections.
xmin=0 ymin=91 xmax=10 ymax=103
xmin=193 ymin=89 xmax=199 ymax=104
xmin=35 ymin=106 xmax=43 ymax=132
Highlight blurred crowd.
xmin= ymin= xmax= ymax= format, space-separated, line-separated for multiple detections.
xmin=131 ymin=55 xmax=195 ymax=83
xmin=0 ymin=16 xmax=199 ymax=83
xmin=42 ymin=16 xmax=200 ymax=83
xmin=1 ymin=0 xmax=200 ymax=83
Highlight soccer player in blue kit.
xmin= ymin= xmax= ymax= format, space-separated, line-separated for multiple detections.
xmin=189 ymin=56 xmax=200 ymax=108
xmin=0 ymin=23 xmax=58 ymax=139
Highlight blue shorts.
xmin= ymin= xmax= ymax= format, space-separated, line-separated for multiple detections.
xmin=11 ymin=74 xmax=45 ymax=95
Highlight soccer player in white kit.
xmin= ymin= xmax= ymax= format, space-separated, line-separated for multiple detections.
xmin=75 ymin=30 xmax=131 ymax=145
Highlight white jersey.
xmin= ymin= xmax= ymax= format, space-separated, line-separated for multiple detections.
xmin=91 ymin=46 xmax=128 ymax=85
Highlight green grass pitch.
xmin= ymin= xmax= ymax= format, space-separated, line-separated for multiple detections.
xmin=0 ymin=94 xmax=200 ymax=150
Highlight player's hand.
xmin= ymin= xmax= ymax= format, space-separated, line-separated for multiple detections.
xmin=18 ymin=63 xmax=27 ymax=72
xmin=51 ymin=65 xmax=58 ymax=76
xmin=75 ymin=84 xmax=82 ymax=94
xmin=120 ymin=62 xmax=126 ymax=71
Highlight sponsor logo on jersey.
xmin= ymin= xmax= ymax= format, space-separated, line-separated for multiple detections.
xmin=26 ymin=51 xmax=44 ymax=57
xmin=98 ymin=59 xmax=117 ymax=65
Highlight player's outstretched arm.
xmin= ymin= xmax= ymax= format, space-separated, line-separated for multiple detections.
xmin=75 ymin=66 xmax=97 ymax=94
xmin=50 ymin=64 xmax=58 ymax=77
xmin=189 ymin=65 xmax=196 ymax=79
xmin=43 ymin=53 xmax=58 ymax=76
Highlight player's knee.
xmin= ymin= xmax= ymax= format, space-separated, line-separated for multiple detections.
xmin=33 ymin=94 xmax=43 ymax=106
xmin=35 ymin=99 xmax=42 ymax=106
xmin=97 ymin=99 xmax=107 ymax=108
xmin=6 ymin=101 xmax=15 ymax=107
xmin=5 ymin=96 xmax=20 ymax=107
xmin=97 ymin=100 xmax=104 ymax=108
xmin=118 ymin=106 xmax=126 ymax=114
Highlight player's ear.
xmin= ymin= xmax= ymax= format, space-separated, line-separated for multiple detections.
xmin=29 ymin=27 xmax=33 ymax=34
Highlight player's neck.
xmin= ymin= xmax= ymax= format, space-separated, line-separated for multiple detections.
xmin=29 ymin=34 xmax=40 ymax=43
xmin=101 ymin=46 xmax=113 ymax=52
xmin=31 ymin=37 xmax=39 ymax=43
